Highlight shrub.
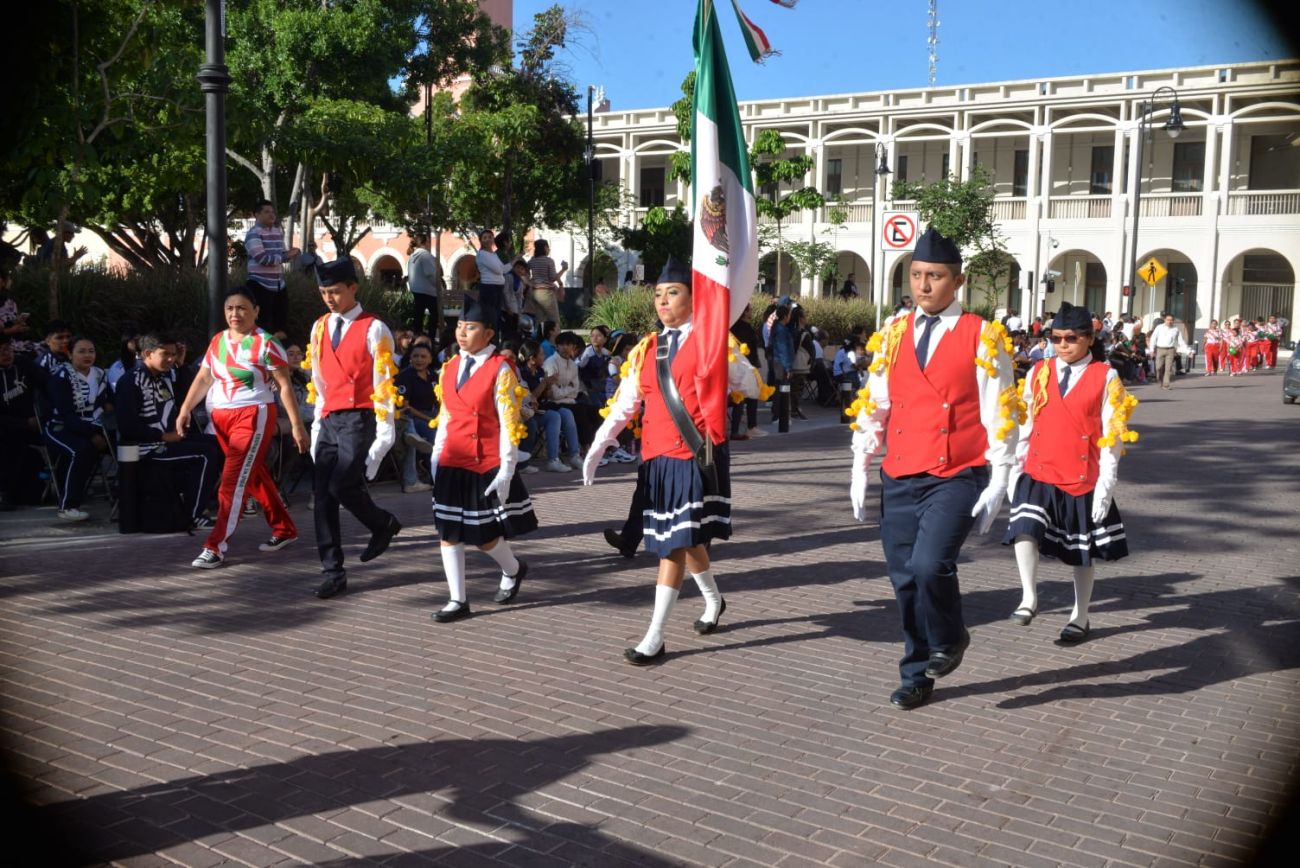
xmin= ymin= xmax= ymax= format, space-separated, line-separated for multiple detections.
xmin=583 ymin=286 xmax=658 ymax=336
xmin=748 ymin=294 xmax=878 ymax=344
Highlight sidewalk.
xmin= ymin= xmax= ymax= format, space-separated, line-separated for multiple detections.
xmin=1 ymin=368 xmax=1297 ymax=866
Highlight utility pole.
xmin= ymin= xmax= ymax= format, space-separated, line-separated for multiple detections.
xmin=197 ymin=0 xmax=231 ymax=335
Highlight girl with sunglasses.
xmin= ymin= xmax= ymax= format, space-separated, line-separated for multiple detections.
xmin=1002 ymin=302 xmax=1138 ymax=644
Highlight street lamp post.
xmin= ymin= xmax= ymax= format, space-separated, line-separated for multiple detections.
xmin=197 ymin=0 xmax=231 ymax=335
xmin=1126 ymin=85 xmax=1184 ymax=317
xmin=585 ymin=85 xmax=602 ymax=302
xmin=872 ymin=142 xmax=891 ymax=330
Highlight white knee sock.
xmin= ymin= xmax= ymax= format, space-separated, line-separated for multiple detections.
xmin=635 ymin=584 xmax=679 ymax=655
xmin=1013 ymin=537 xmax=1040 ymax=612
xmin=482 ymin=539 xmax=521 ymax=590
xmin=691 ymin=569 xmax=721 ymax=621
xmin=1070 ymin=565 xmax=1095 ymax=625
xmin=440 ymin=544 xmax=467 ymax=611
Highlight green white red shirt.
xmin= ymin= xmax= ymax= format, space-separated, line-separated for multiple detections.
xmin=202 ymin=327 xmax=288 ymax=409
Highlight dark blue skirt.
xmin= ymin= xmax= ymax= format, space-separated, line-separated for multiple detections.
xmin=1002 ymin=475 xmax=1128 ymax=566
xmin=641 ymin=446 xmax=731 ymax=558
xmin=433 ymin=465 xmax=537 ymax=545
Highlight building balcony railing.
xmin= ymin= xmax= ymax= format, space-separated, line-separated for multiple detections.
xmin=991 ymin=198 xmax=1028 ymax=222
xmin=1048 ymin=195 xmax=1112 ymax=219
xmin=820 ymin=201 xmax=875 ymax=224
xmin=1139 ymin=193 xmax=1203 ymax=218
xmin=1226 ymin=190 xmax=1300 ymax=216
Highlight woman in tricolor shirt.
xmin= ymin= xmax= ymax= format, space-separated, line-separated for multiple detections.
xmin=176 ymin=288 xmax=309 ymax=568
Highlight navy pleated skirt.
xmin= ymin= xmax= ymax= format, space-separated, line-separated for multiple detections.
xmin=641 ymin=445 xmax=731 ymax=558
xmin=1002 ymin=475 xmax=1128 ymax=566
xmin=433 ymin=466 xmax=538 ymax=545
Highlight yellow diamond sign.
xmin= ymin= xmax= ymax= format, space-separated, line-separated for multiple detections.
xmin=1139 ymin=257 xmax=1167 ymax=287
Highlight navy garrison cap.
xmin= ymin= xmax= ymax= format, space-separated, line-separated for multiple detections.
xmin=912 ymin=226 xmax=963 ymax=267
xmin=315 ymin=257 xmax=358 ymax=287
xmin=1052 ymin=301 xmax=1093 ymax=331
xmin=657 ymin=255 xmax=692 ymax=289
xmin=461 ymin=297 xmax=498 ymax=327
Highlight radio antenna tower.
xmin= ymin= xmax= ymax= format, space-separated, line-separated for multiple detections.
xmin=927 ymin=0 xmax=940 ymax=85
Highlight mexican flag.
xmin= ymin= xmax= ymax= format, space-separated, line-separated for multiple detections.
xmin=691 ymin=0 xmax=759 ymax=444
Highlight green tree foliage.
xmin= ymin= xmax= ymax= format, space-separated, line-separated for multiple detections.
xmin=890 ymin=165 xmax=1010 ymax=309
xmin=613 ymin=205 xmax=694 ymax=285
xmin=751 ymin=129 xmax=825 ymax=296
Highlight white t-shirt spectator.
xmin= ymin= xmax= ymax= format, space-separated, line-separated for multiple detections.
xmin=202 ymin=328 xmax=289 ymax=410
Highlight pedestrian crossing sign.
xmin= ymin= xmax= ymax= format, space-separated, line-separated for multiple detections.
xmin=1139 ymin=257 xmax=1167 ymax=286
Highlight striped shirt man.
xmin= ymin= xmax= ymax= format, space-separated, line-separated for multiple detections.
xmin=245 ymin=222 xmax=289 ymax=291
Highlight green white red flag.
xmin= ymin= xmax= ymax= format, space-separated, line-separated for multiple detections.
xmin=691 ymin=0 xmax=760 ymax=443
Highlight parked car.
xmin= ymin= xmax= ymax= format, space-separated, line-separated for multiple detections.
xmin=1284 ymin=352 xmax=1300 ymax=404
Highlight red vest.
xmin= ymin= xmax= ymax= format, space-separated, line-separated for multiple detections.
xmin=885 ymin=312 xmax=988 ymax=478
xmin=439 ymin=353 xmax=508 ymax=473
xmin=1026 ymin=360 xmax=1108 ymax=496
xmin=318 ymin=312 xmax=377 ymax=417
xmin=640 ymin=333 xmax=713 ymax=461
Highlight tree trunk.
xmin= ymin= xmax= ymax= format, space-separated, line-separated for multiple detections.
xmin=47 ymin=208 xmax=70 ymax=318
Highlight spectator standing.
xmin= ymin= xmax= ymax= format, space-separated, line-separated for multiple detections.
xmin=768 ymin=304 xmax=795 ymax=419
xmin=42 ymin=336 xmax=112 ymax=521
xmin=838 ymin=273 xmax=859 ymax=299
xmin=1149 ymin=313 xmax=1189 ymax=390
xmin=527 ymin=239 xmax=568 ymax=326
xmin=473 ymin=229 xmax=507 ymax=322
xmin=244 ymin=199 xmax=300 ymax=337
xmin=36 ymin=224 xmax=88 ymax=269
xmin=175 ymin=288 xmax=308 ymax=570
xmin=407 ymin=231 xmax=443 ymax=337
xmin=730 ymin=305 xmax=762 ymax=439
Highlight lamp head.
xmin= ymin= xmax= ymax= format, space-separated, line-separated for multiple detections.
xmin=1164 ymin=102 xmax=1185 ymax=138
xmin=875 ymin=144 xmax=891 ymax=176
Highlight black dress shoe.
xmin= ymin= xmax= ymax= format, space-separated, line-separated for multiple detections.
xmin=360 ymin=515 xmax=401 ymax=563
xmin=315 ymin=575 xmax=348 ymax=599
xmin=603 ymin=528 xmax=637 ymax=559
xmin=889 ymin=684 xmax=933 ymax=710
xmin=492 ymin=559 xmax=528 ymax=604
xmin=433 ymin=601 xmax=472 ymax=623
xmin=623 ymin=643 xmax=666 ymax=666
xmin=693 ymin=598 xmax=727 ymax=634
xmin=924 ymin=631 xmax=971 ymax=679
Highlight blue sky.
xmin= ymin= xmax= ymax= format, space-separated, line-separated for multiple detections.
xmin=512 ymin=0 xmax=1294 ymax=110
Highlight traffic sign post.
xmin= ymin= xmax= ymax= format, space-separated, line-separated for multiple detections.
xmin=880 ymin=211 xmax=920 ymax=251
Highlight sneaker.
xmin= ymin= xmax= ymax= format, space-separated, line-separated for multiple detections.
xmin=611 ymin=448 xmax=637 ymax=463
xmin=519 ymin=463 xmax=540 ymax=474
xmin=403 ymin=431 xmax=434 ymax=454
xmin=191 ymin=549 xmax=224 ymax=569
xmin=544 ymin=458 xmax=570 ymax=473
xmin=258 ymin=535 xmax=297 ymax=552
xmin=565 ymin=454 xmax=584 ymax=470
xmin=748 ymin=428 xmax=768 ymax=438
xmin=402 ymin=482 xmax=432 ymax=493
xmin=242 ymin=498 xmax=258 ymax=516
xmin=599 ymin=455 xmax=611 ymax=467
xmin=192 ymin=515 xmax=216 ymax=530
xmin=57 ymin=508 xmax=90 ymax=522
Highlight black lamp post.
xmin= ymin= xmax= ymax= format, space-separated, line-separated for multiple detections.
xmin=197 ymin=0 xmax=231 ymax=335
xmin=586 ymin=85 xmax=595 ymax=298
xmin=1126 ymin=85 xmax=1185 ymax=316
xmin=871 ymin=142 xmax=892 ymax=328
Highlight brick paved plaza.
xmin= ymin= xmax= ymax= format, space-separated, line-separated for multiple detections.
xmin=2 ymin=366 xmax=1298 ymax=866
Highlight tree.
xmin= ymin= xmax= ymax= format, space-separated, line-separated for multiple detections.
xmin=750 ymin=129 xmax=825 ymax=296
xmin=891 ymin=165 xmax=1010 ymax=310
xmin=614 ymin=204 xmax=694 ymax=284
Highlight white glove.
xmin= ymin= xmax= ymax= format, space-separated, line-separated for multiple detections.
xmin=364 ymin=424 xmax=396 ymax=480
xmin=850 ymin=462 xmax=870 ymax=522
xmin=483 ymin=467 xmax=511 ymax=502
xmin=582 ymin=438 xmax=616 ymax=486
xmin=969 ymin=464 xmax=1011 ymax=535
xmin=1090 ymin=478 xmax=1114 ymax=524
xmin=428 ymin=459 xmax=438 ymax=487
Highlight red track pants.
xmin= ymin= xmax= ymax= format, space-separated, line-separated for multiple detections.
xmin=205 ymin=403 xmax=296 ymax=556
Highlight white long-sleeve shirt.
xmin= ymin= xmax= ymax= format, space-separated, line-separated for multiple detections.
xmin=1015 ymin=358 xmax=1122 ymax=492
xmin=430 ymin=344 xmax=519 ymax=478
xmin=851 ymin=301 xmax=1017 ymax=471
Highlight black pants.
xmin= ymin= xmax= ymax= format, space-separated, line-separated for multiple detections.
xmin=253 ymin=284 xmax=289 ymax=335
xmin=147 ymin=436 xmax=224 ymax=520
xmin=616 ymin=462 xmax=650 ymax=549
xmin=730 ymin=398 xmax=758 ymax=436
xmin=43 ymin=424 xmax=102 ymax=510
xmin=409 ymin=292 xmax=439 ymax=337
xmin=313 ymin=410 xmax=394 ymax=578
xmin=0 ymin=417 xmax=44 ymax=504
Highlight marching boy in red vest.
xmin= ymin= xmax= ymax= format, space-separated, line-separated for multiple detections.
xmin=848 ymin=227 xmax=1018 ymax=710
xmin=428 ymin=299 xmax=537 ymax=623
xmin=306 ymin=258 xmax=402 ymax=599
xmin=1003 ymin=301 xmax=1136 ymax=643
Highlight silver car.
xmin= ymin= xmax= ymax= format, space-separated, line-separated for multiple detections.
xmin=1284 ymin=352 xmax=1300 ymax=404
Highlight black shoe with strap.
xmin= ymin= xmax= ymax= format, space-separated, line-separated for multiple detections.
xmin=492 ymin=560 xmax=527 ymax=604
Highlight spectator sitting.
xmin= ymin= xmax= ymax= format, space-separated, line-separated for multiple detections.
xmin=392 ymin=327 xmax=414 ymax=369
xmin=520 ymin=340 xmax=582 ymax=473
xmin=273 ymin=341 xmax=315 ymax=500
xmin=539 ymin=320 xmax=559 ymax=359
xmin=106 ymin=322 xmax=141 ymax=392
xmin=542 ymin=331 xmax=602 ymax=456
xmin=395 ymin=343 xmax=438 ymax=493
xmin=42 ymin=335 xmax=113 ymax=521
xmin=0 ymin=335 xmax=44 ymax=509
xmin=577 ymin=325 xmax=611 ymax=404
xmin=1028 ymin=336 xmax=1047 ymax=364
xmin=114 ymin=333 xmax=224 ymax=530
xmin=0 ymin=269 xmax=37 ymax=354
xmin=34 ymin=319 xmax=73 ymax=376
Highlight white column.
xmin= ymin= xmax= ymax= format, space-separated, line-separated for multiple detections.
xmin=1040 ymin=130 xmax=1055 ymax=215
xmin=1108 ymin=125 xmax=1127 ymax=316
xmin=1217 ymin=121 xmax=1234 ymax=215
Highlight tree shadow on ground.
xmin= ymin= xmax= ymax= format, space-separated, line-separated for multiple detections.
xmin=29 ymin=724 xmax=689 ymax=866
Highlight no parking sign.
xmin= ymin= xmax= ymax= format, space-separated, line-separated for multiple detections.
xmin=880 ymin=211 xmax=920 ymax=251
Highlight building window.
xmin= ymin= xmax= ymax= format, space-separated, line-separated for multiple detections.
xmin=941 ymin=153 xmax=950 ymax=178
xmin=826 ymin=158 xmax=842 ymax=196
xmin=1090 ymin=146 xmax=1113 ymax=194
xmin=896 ymin=155 xmax=909 ymax=184
xmin=1171 ymin=142 xmax=1204 ymax=192
xmin=1013 ymin=149 xmax=1029 ymax=196
xmin=639 ymin=166 xmax=665 ymax=207
xmin=1085 ymin=262 xmax=1106 ymax=314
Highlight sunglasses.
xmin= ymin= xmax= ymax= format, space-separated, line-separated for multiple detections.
xmin=1049 ymin=334 xmax=1087 ymax=345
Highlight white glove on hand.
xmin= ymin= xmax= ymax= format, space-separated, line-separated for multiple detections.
xmin=969 ymin=464 xmax=1011 ymax=535
xmin=1090 ymin=478 xmax=1114 ymax=524
xmin=850 ymin=462 xmax=870 ymax=522
xmin=581 ymin=438 xmax=615 ymax=486
xmin=364 ymin=425 xmax=396 ymax=480
xmin=483 ymin=468 xmax=511 ymax=502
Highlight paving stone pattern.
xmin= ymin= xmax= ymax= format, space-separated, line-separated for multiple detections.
xmin=1 ymin=368 xmax=1297 ymax=866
